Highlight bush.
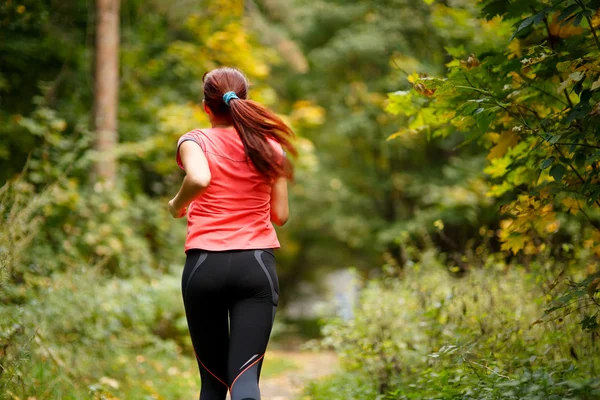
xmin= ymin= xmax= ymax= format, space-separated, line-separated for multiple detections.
xmin=0 ymin=267 xmax=199 ymax=399
xmin=307 ymin=250 xmax=600 ymax=399
xmin=0 ymin=168 xmax=197 ymax=399
xmin=26 ymin=183 xmax=186 ymax=277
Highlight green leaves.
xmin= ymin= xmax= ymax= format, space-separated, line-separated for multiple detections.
xmin=386 ymin=90 xmax=417 ymax=116
xmin=550 ymin=164 xmax=567 ymax=181
xmin=541 ymin=157 xmax=555 ymax=169
xmin=480 ymin=0 xmax=510 ymax=19
xmin=388 ymin=0 xmax=600 ymax=260
xmin=557 ymin=4 xmax=581 ymax=23
xmin=509 ymin=7 xmax=551 ymax=42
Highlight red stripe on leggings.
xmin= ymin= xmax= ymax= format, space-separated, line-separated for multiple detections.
xmin=193 ymin=349 xmax=229 ymax=388
xmin=230 ymin=354 xmax=265 ymax=391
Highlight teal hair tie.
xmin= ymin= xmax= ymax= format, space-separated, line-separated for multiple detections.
xmin=223 ymin=91 xmax=239 ymax=106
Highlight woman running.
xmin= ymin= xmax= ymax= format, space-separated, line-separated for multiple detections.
xmin=168 ymin=67 xmax=296 ymax=400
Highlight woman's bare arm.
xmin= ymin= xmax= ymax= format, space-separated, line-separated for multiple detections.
xmin=168 ymin=141 xmax=211 ymax=218
xmin=270 ymin=177 xmax=289 ymax=226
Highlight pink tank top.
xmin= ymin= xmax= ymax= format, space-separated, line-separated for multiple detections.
xmin=176 ymin=128 xmax=283 ymax=252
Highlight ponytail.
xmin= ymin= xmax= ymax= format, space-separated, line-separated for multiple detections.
xmin=228 ymin=98 xmax=296 ymax=181
xmin=202 ymin=67 xmax=297 ymax=181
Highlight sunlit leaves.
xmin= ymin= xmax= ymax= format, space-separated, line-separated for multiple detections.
xmin=387 ymin=0 xmax=600 ymax=257
xmin=557 ymin=71 xmax=586 ymax=93
xmin=499 ymin=195 xmax=558 ymax=254
xmin=386 ymin=91 xmax=418 ymax=116
xmin=487 ymin=132 xmax=519 ymax=160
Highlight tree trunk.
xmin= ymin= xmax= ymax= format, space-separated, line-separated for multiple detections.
xmin=93 ymin=0 xmax=120 ymax=186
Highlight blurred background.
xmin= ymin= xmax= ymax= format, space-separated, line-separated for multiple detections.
xmin=1 ymin=0 xmax=600 ymax=399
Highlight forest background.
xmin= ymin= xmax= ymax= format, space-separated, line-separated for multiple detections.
xmin=1 ymin=0 xmax=600 ymax=398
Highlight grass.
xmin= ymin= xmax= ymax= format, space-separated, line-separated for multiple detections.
xmin=261 ymin=352 xmax=300 ymax=378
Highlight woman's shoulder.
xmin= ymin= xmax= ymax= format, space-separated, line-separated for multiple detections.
xmin=178 ymin=127 xmax=224 ymax=145
xmin=178 ymin=128 xmax=205 ymax=142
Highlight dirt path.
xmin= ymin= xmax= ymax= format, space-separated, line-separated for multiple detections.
xmin=251 ymin=350 xmax=338 ymax=400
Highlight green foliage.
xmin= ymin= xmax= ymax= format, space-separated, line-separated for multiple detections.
xmin=261 ymin=0 xmax=510 ymax=278
xmin=0 ymin=175 xmax=49 ymax=396
xmin=307 ymin=251 xmax=600 ymax=399
xmin=4 ymin=0 xmax=600 ymax=398
xmin=1 ymin=271 xmax=198 ymax=399
xmin=542 ymin=270 xmax=600 ymax=333
xmin=0 ymin=176 xmax=193 ymax=398
xmin=387 ymin=0 xmax=600 ymax=258
xmin=385 ymin=0 xmax=600 ymax=341
xmin=32 ymin=185 xmax=185 ymax=276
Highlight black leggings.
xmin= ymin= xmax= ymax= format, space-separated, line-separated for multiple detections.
xmin=181 ymin=249 xmax=279 ymax=400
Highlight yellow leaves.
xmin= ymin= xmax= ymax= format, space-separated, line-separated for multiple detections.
xmin=583 ymin=231 xmax=600 ymax=257
xmin=386 ymin=128 xmax=419 ymax=141
xmin=488 ymin=181 xmax=513 ymax=197
xmin=386 ymin=90 xmax=416 ymax=116
xmin=205 ymin=23 xmax=271 ymax=79
xmin=290 ymin=100 xmax=326 ymax=127
xmin=499 ymin=225 xmax=528 ymax=254
xmin=508 ymin=71 xmax=524 ymax=88
xmin=487 ymin=131 xmax=519 ymax=160
xmin=407 ymin=72 xmax=420 ymax=84
xmin=484 ymin=157 xmax=511 ymax=178
xmin=561 ymin=197 xmax=581 ymax=214
xmin=178 ymin=16 xmax=273 ymax=82
xmin=498 ymin=195 xmax=559 ymax=255
xmin=593 ymin=9 xmax=600 ymax=28
xmin=507 ymin=39 xmax=522 ymax=60
xmin=545 ymin=219 xmax=560 ymax=233
xmin=548 ymin=15 xmax=584 ymax=38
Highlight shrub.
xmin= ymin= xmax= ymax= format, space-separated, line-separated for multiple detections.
xmin=308 ymin=250 xmax=600 ymax=399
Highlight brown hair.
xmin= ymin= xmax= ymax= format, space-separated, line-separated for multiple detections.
xmin=202 ymin=67 xmax=297 ymax=180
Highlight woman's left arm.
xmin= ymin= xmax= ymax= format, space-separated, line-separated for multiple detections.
xmin=168 ymin=141 xmax=211 ymax=218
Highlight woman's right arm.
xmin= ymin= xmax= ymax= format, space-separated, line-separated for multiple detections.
xmin=270 ymin=177 xmax=289 ymax=226
xmin=168 ymin=140 xmax=211 ymax=218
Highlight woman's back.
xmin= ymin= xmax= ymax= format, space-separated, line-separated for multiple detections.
xmin=177 ymin=127 xmax=283 ymax=252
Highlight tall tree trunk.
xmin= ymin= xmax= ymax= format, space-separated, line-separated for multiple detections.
xmin=93 ymin=0 xmax=120 ymax=186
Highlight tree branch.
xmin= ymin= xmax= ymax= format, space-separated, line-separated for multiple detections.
xmin=576 ymin=0 xmax=600 ymax=51
xmin=554 ymin=142 xmax=600 ymax=150
xmin=563 ymin=89 xmax=574 ymax=109
xmin=552 ymin=144 xmax=600 ymax=212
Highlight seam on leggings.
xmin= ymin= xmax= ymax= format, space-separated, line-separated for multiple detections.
xmin=184 ymin=251 xmax=208 ymax=303
xmin=254 ymin=250 xmax=276 ymax=306
xmin=230 ymin=353 xmax=265 ymax=390
xmin=193 ymin=349 xmax=228 ymax=388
